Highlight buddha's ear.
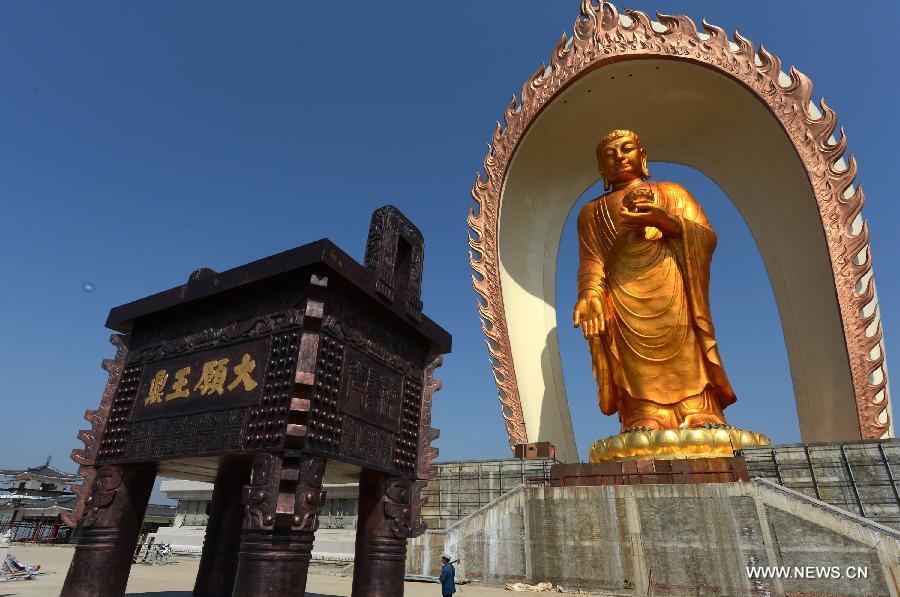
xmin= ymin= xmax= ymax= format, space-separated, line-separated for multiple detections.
xmin=600 ymin=162 xmax=611 ymax=191
xmin=640 ymin=152 xmax=651 ymax=180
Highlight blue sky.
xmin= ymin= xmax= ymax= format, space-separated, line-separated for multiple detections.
xmin=1 ymin=2 xmax=897 ymax=504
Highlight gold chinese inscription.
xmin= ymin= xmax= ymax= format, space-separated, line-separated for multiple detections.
xmin=227 ymin=354 xmax=258 ymax=392
xmin=131 ymin=338 xmax=271 ymax=422
xmin=142 ymin=353 xmax=259 ymax=406
xmin=194 ymin=359 xmax=229 ymax=396
xmin=145 ymin=370 xmax=169 ymax=406
xmin=166 ymin=367 xmax=191 ymax=401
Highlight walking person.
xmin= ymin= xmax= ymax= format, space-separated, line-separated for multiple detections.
xmin=439 ymin=554 xmax=456 ymax=596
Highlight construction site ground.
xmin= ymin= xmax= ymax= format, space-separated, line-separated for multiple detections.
xmin=0 ymin=544 xmax=577 ymax=596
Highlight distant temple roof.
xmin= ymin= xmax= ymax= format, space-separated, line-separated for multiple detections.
xmin=0 ymin=456 xmax=81 ymax=482
xmin=0 ymin=495 xmax=77 ymax=510
xmin=145 ymin=504 xmax=178 ymax=518
xmin=0 ymin=493 xmax=175 ymax=521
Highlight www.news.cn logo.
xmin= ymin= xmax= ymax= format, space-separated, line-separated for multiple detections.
xmin=747 ymin=566 xmax=869 ymax=580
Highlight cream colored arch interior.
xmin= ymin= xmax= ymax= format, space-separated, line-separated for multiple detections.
xmin=498 ymin=58 xmax=881 ymax=463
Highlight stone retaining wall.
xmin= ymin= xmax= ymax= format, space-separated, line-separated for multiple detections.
xmin=408 ymin=480 xmax=900 ymax=596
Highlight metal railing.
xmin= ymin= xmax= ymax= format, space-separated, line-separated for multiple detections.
xmin=742 ymin=440 xmax=900 ymax=530
xmin=0 ymin=516 xmax=72 ymax=544
xmin=419 ymin=458 xmax=556 ymax=529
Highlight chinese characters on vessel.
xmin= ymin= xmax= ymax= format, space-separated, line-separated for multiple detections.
xmin=144 ymin=353 xmax=258 ymax=406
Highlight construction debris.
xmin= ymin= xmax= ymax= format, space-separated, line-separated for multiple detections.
xmin=0 ymin=532 xmax=42 ymax=582
xmin=140 ymin=542 xmax=174 ymax=565
xmin=505 ymin=582 xmax=588 ymax=593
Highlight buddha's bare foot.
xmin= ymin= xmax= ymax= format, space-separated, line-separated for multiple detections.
xmin=622 ymin=418 xmax=665 ymax=432
xmin=682 ymin=413 xmax=728 ymax=428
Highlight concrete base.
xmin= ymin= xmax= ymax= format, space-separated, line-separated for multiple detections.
xmin=551 ymin=456 xmax=749 ymax=486
xmin=407 ymin=480 xmax=900 ymax=596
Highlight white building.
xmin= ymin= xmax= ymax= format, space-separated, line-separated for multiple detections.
xmin=152 ymin=479 xmax=359 ymax=559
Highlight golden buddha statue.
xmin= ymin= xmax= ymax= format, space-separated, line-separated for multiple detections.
xmin=574 ymin=129 xmax=769 ymax=461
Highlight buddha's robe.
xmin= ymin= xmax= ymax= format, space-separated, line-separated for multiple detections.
xmin=576 ymin=181 xmax=736 ymax=416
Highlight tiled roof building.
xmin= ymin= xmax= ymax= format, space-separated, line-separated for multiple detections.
xmin=0 ymin=457 xmax=174 ymax=544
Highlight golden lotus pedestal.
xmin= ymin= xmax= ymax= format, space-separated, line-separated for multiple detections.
xmin=589 ymin=427 xmax=771 ymax=463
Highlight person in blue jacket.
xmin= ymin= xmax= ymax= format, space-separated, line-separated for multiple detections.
xmin=439 ymin=554 xmax=456 ymax=596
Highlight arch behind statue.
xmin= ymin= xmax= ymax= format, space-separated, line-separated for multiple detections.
xmin=467 ymin=2 xmax=890 ymax=462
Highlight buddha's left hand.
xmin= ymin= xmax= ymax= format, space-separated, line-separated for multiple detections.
xmin=620 ymin=199 xmax=681 ymax=237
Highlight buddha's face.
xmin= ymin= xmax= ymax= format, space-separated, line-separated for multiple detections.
xmin=598 ymin=133 xmax=646 ymax=187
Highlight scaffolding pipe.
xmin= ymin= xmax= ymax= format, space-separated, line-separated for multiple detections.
xmin=840 ymin=445 xmax=866 ymax=518
xmin=803 ymin=444 xmax=822 ymax=500
xmin=879 ymin=443 xmax=900 ymax=507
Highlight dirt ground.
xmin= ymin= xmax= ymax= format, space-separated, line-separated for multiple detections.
xmin=1 ymin=544 xmax=522 ymax=596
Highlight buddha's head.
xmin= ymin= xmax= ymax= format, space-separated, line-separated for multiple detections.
xmin=596 ymin=129 xmax=650 ymax=191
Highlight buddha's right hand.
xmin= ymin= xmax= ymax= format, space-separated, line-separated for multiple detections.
xmin=573 ymin=294 xmax=606 ymax=338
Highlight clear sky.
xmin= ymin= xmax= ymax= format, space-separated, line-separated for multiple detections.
xmin=1 ymin=2 xmax=897 ymax=504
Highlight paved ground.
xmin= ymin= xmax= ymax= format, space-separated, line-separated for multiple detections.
xmin=1 ymin=545 xmax=520 ymax=596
